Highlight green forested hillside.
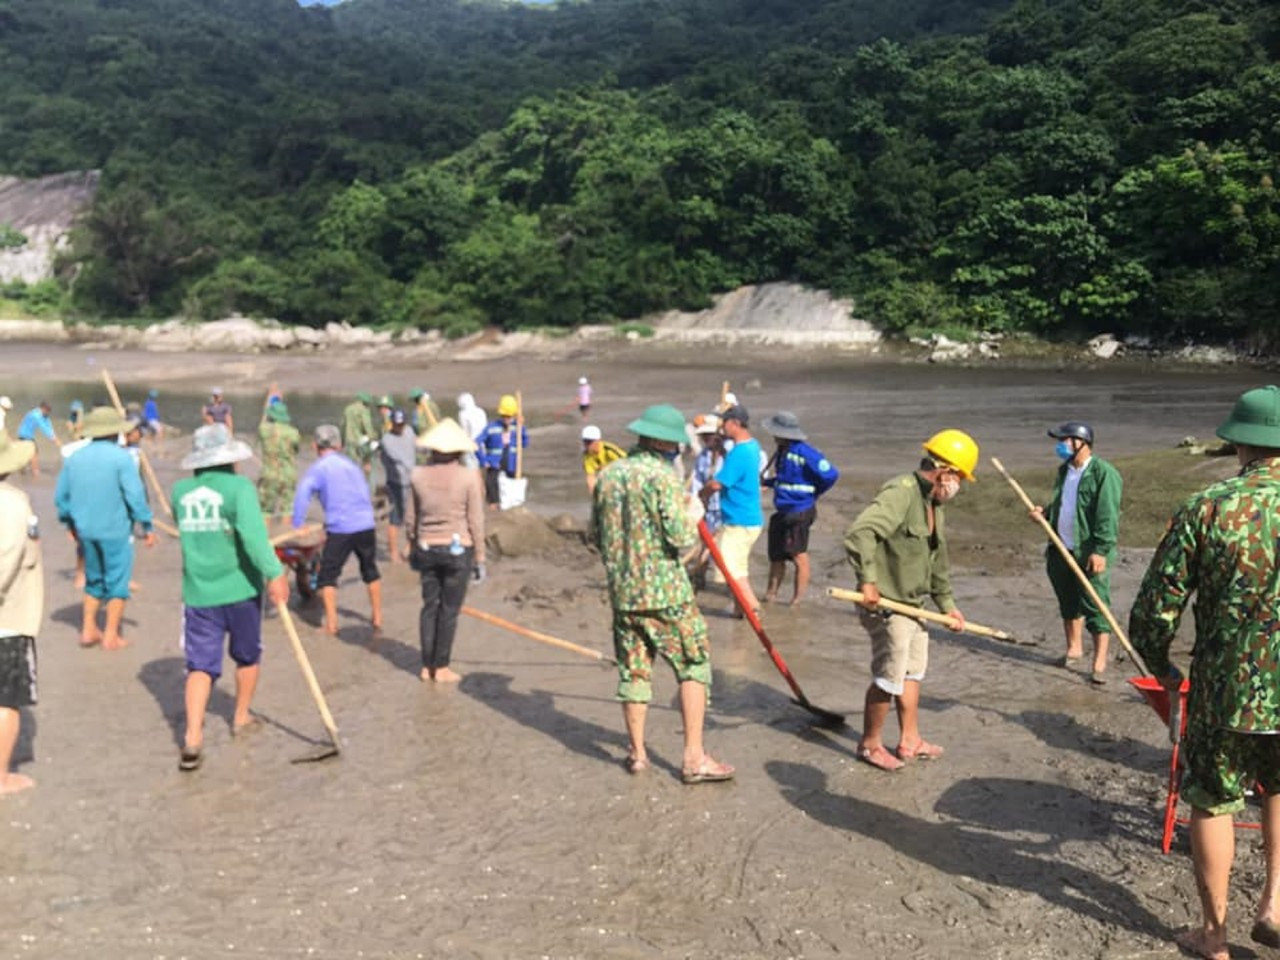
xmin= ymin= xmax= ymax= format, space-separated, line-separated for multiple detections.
xmin=1 ymin=0 xmax=1277 ymax=344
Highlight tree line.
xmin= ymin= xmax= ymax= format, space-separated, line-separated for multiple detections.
xmin=1 ymin=0 xmax=1277 ymax=344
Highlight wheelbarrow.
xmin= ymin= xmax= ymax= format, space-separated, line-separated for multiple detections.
xmin=271 ymin=525 xmax=325 ymax=603
xmin=1129 ymin=676 xmax=1262 ymax=854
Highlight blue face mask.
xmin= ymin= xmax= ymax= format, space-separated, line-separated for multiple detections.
xmin=1055 ymin=440 xmax=1073 ymax=461
xmin=659 ymin=447 xmax=680 ymax=463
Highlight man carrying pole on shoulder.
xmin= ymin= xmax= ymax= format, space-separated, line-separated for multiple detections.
xmin=843 ymin=429 xmax=976 ymax=772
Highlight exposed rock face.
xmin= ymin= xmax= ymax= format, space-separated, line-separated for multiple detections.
xmin=0 ymin=171 xmax=100 ymax=284
xmin=650 ymin=282 xmax=881 ymax=346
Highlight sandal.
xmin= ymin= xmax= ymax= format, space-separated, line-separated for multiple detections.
xmin=1057 ymin=654 xmax=1082 ymax=668
xmin=857 ymin=743 xmax=904 ymax=772
xmin=896 ymin=739 xmax=945 ymax=761
xmin=1252 ymin=919 xmax=1280 ymax=949
xmin=178 ymin=747 xmax=203 ymax=772
xmin=681 ymin=755 xmax=735 ymax=784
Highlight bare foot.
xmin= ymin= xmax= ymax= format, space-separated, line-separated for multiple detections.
xmin=763 ymin=592 xmax=777 ymax=605
xmin=324 ymin=623 xmax=339 ymax=636
xmin=1175 ymin=928 xmax=1228 ymax=960
xmin=102 ymin=633 xmax=129 ymax=651
xmin=0 ymin=773 xmax=35 ymax=795
xmin=419 ymin=667 xmax=434 ymax=683
xmin=79 ymin=631 xmax=103 ymax=648
xmin=788 ymin=595 xmax=805 ymax=607
xmin=433 ymin=667 xmax=463 ymax=683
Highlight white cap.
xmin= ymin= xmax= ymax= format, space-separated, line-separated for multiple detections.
xmin=578 ymin=376 xmax=588 ymax=385
xmin=694 ymin=414 xmax=720 ymax=435
xmin=0 ymin=396 xmax=10 ymax=411
xmin=211 ymin=386 xmax=224 ymax=396
xmin=581 ymin=425 xmax=602 ymax=442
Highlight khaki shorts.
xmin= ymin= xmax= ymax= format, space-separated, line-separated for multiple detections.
xmin=712 ymin=524 xmax=762 ymax=583
xmin=860 ymin=609 xmax=929 ymax=696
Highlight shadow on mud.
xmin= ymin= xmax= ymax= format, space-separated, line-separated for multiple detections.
xmin=137 ymin=655 xmax=237 ymax=748
xmin=767 ymin=760 xmax=1173 ymax=939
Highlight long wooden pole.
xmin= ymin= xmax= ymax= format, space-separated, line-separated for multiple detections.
xmin=826 ymin=588 xmax=1018 ymax=643
xmin=461 ymin=605 xmax=614 ymax=664
xmin=990 ymin=457 xmax=1150 ymax=676
xmin=101 ymin=369 xmax=174 ymax=519
xmin=276 ymin=599 xmax=341 ymax=754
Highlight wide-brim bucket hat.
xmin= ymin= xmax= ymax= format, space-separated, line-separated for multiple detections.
xmin=763 ymin=411 xmax=807 ymax=441
xmin=1217 ymin=385 xmax=1280 ymax=447
xmin=81 ymin=406 xmax=131 ymax=439
xmin=418 ymin=417 xmax=477 ymax=454
xmin=181 ymin=424 xmax=255 ymax=470
xmin=628 ymin=404 xmax=688 ymax=445
xmin=266 ymin=401 xmax=292 ymax=424
xmin=0 ymin=430 xmax=35 ymax=474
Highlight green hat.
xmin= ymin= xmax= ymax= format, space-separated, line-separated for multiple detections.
xmin=409 ymin=388 xmax=424 ymax=401
xmin=356 ymin=392 xmax=373 ymax=405
xmin=266 ymin=401 xmax=292 ymax=424
xmin=377 ymin=394 xmax=394 ymax=407
xmin=627 ymin=404 xmax=688 ymax=445
xmin=82 ymin=406 xmax=130 ymax=439
xmin=1217 ymin=385 xmax=1280 ymax=448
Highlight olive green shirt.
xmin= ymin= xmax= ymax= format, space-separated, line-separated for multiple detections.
xmin=844 ymin=472 xmax=956 ymax=613
xmin=1045 ymin=456 xmax=1122 ymax=558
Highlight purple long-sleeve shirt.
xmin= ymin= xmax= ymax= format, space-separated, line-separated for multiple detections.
xmin=291 ymin=451 xmax=376 ymax=534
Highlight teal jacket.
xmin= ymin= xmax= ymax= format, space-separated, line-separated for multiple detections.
xmin=1046 ymin=456 xmax=1122 ymax=558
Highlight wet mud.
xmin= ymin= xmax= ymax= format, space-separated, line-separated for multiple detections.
xmin=0 ymin=344 xmax=1267 ymax=959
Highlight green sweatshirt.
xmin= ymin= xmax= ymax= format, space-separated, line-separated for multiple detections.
xmin=173 ymin=469 xmax=284 ymax=608
xmin=843 ymin=472 xmax=956 ymax=613
xmin=1045 ymin=456 xmax=1122 ymax=558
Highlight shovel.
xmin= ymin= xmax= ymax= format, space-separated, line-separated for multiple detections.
xmin=825 ymin=588 xmax=1021 ymax=644
xmin=276 ymin=599 xmax=342 ymax=763
xmin=697 ymin=520 xmax=844 ymax=725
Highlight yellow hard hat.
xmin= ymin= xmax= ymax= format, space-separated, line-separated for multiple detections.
xmin=497 ymin=394 xmax=519 ymax=417
xmin=923 ymin=429 xmax=979 ymax=481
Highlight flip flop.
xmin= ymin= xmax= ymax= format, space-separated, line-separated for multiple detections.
xmin=178 ymin=747 xmax=203 ymax=772
xmin=1252 ymin=919 xmax=1280 ymax=948
xmin=681 ymin=755 xmax=735 ymax=784
xmin=897 ymin=740 xmax=945 ymax=761
xmin=1089 ymin=671 xmax=1109 ymax=686
xmin=858 ymin=744 xmax=904 ymax=772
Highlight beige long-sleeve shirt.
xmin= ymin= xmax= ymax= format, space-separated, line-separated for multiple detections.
xmin=410 ymin=462 xmax=485 ymax=563
xmin=0 ymin=481 xmax=43 ymax=637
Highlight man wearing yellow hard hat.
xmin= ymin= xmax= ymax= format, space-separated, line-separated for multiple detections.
xmin=843 ymin=429 xmax=977 ymax=772
xmin=479 ymin=394 xmax=529 ymax=507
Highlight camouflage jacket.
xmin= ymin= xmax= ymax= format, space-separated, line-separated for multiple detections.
xmin=258 ymin=421 xmax=300 ymax=477
xmin=589 ymin=447 xmax=696 ymax=611
xmin=340 ymin=402 xmax=374 ymax=458
xmin=1130 ymin=457 xmax=1280 ymax=733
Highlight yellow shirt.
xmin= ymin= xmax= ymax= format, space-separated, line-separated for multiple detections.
xmin=583 ymin=441 xmax=627 ymax=476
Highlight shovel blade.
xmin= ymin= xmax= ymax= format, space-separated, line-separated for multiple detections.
xmin=290 ymin=742 xmax=341 ymax=764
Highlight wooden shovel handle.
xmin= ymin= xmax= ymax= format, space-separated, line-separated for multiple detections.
xmin=461 ymin=605 xmax=613 ymax=663
xmin=826 ymin=587 xmax=1016 ymax=643
xmin=276 ymin=600 xmax=341 ymax=748
xmin=101 ymin=369 xmax=175 ymax=520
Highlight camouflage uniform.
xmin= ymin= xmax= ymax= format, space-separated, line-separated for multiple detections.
xmin=258 ymin=420 xmax=301 ymax=519
xmin=589 ymin=446 xmax=710 ymax=702
xmin=340 ymin=401 xmax=374 ymax=466
xmin=1130 ymin=458 xmax=1280 ymax=816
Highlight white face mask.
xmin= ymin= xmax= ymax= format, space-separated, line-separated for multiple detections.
xmin=934 ymin=473 xmax=961 ymax=502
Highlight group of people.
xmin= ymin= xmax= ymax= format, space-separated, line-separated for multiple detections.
xmin=1 ymin=380 xmax=1277 ymax=960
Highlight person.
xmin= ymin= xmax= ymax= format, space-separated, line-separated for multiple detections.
xmin=141 ymin=389 xmax=163 ymax=443
xmin=378 ymin=409 xmax=417 ymax=564
xmin=1029 ymin=421 xmax=1122 ymax=684
xmin=202 ymin=388 xmax=233 ymax=434
xmin=376 ymin=394 xmax=395 ymax=437
xmin=291 ymin=424 xmax=382 ymax=636
xmin=410 ymin=418 xmax=485 ymax=683
xmin=589 ymin=403 xmax=734 ymax=784
xmin=16 ymin=401 xmax=56 ymax=476
xmin=54 ymin=407 xmax=156 ymax=650
xmin=1130 ymin=385 xmax=1280 ymax=960
xmin=687 ymin=415 xmax=723 ymax=590
xmin=0 ymin=430 xmax=42 ymax=795
xmin=173 ymin=425 xmax=290 ymax=772
xmin=843 ymin=429 xmax=977 ymax=772
xmin=480 ymin=394 xmax=528 ymax=508
xmin=577 ymin=376 xmax=592 ymax=420
xmin=257 ymin=400 xmax=301 ymax=524
xmin=409 ymin=389 xmax=441 ymax=434
xmin=0 ymin=396 xmax=10 ymax=432
xmin=66 ymin=400 xmax=85 ymax=440
xmin=581 ymin=425 xmax=626 ymax=494
xmin=340 ymin=392 xmax=376 ymax=481
xmin=456 ymin=392 xmax=487 ymax=470
xmin=762 ymin=411 xmax=839 ymax=606
xmin=698 ymin=404 xmax=764 ymax=617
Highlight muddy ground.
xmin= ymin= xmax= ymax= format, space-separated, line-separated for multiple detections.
xmin=0 ymin=343 xmax=1270 ymax=960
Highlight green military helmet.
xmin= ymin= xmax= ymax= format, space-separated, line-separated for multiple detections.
xmin=409 ymin=388 xmax=425 ymax=401
xmin=356 ymin=391 xmax=374 ymax=405
xmin=627 ymin=403 xmax=688 ymax=445
xmin=1217 ymin=385 xmax=1280 ymax=448
xmin=377 ymin=394 xmax=394 ymax=407
xmin=266 ymin=401 xmax=292 ymax=424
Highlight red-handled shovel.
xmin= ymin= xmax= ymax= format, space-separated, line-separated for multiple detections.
xmin=697 ymin=519 xmax=845 ymax=725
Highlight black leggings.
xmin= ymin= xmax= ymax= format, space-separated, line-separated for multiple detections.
xmin=416 ymin=546 xmax=473 ymax=669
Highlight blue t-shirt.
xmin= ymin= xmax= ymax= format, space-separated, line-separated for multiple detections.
xmin=715 ymin=437 xmax=764 ymax=527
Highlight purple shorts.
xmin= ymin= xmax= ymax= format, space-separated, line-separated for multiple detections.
xmin=182 ymin=595 xmax=264 ymax=678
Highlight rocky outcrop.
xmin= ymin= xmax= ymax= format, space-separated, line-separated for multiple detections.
xmin=0 ymin=171 xmax=100 ymax=284
xmin=648 ymin=282 xmax=881 ymax=346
